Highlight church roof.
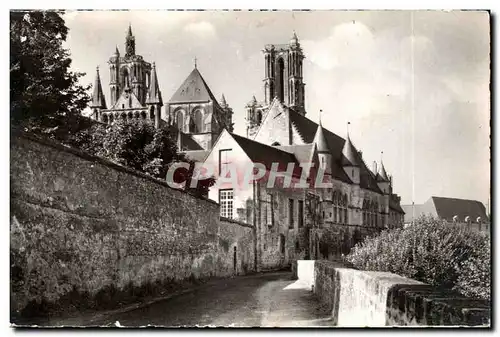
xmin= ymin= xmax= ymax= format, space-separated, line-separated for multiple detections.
xmin=231 ymin=132 xmax=301 ymax=176
xmin=169 ymin=67 xmax=219 ymax=104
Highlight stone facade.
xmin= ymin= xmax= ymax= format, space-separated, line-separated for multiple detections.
xmin=10 ymin=132 xmax=254 ymax=317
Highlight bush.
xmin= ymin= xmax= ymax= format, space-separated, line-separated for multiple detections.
xmin=346 ymin=215 xmax=490 ymax=300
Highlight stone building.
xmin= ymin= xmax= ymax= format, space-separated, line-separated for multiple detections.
xmin=89 ymin=28 xmax=406 ymax=271
xmin=190 ymin=32 xmax=405 ymax=270
xmin=90 ymin=25 xmax=233 ymax=150
xmin=90 ymin=25 xmax=163 ymax=128
xmin=401 ymin=196 xmax=490 ymax=233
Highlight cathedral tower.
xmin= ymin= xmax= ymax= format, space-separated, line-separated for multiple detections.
xmin=263 ymin=32 xmax=306 ymax=115
xmin=108 ymin=24 xmax=152 ymax=107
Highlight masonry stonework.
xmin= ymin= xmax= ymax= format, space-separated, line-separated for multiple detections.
xmin=10 ymin=132 xmax=255 ymax=317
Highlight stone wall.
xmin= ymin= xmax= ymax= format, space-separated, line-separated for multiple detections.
xmin=218 ymin=218 xmax=255 ymax=275
xmin=294 ymin=260 xmax=490 ymax=327
xmin=10 ymin=132 xmax=255 ymax=318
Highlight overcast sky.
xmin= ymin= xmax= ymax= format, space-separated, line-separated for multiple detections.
xmin=63 ymin=10 xmax=490 ymax=207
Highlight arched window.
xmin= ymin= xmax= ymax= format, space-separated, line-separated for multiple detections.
xmin=256 ymin=110 xmax=262 ymax=124
xmin=176 ymin=110 xmax=184 ymax=131
xmin=193 ymin=109 xmax=203 ymax=133
xmin=150 ymin=106 xmax=155 ymax=120
xmin=102 ymin=114 xmax=108 ymax=124
xmin=127 ymin=111 xmax=133 ymax=120
xmin=109 ymin=114 xmax=114 ymax=124
xmin=120 ymin=67 xmax=130 ymax=89
xmin=277 ymin=58 xmax=285 ymax=102
xmin=141 ymin=111 xmax=146 ymax=120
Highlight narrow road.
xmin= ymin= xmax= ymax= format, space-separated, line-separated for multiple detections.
xmin=60 ymin=272 xmax=334 ymax=327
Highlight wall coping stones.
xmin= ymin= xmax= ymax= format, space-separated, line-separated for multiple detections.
xmin=12 ymin=130 xmax=219 ymax=206
xmin=307 ymin=260 xmax=490 ymax=327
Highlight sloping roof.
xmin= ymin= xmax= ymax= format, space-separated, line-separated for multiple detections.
xmin=288 ymin=109 xmax=352 ymax=184
xmin=276 ymin=144 xmax=314 ymax=166
xmin=169 ymin=68 xmax=219 ymax=104
xmin=231 ymin=133 xmax=301 ymax=176
xmin=167 ymin=126 xmax=203 ymax=151
xmin=431 ymin=196 xmax=488 ymax=222
xmin=184 ymin=150 xmax=209 ymax=163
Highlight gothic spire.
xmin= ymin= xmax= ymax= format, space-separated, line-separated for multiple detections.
xmin=125 ymin=23 xmax=135 ymax=57
xmin=90 ymin=66 xmax=106 ymax=109
xmin=146 ymin=62 xmax=162 ymax=105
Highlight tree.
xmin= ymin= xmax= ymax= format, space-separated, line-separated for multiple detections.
xmin=10 ymin=10 xmax=89 ymax=132
xmin=71 ymin=119 xmax=215 ymax=197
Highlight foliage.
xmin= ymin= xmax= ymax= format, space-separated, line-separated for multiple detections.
xmin=346 ymin=215 xmax=490 ymax=300
xmin=69 ymin=119 xmax=215 ymax=197
xmin=10 ymin=10 xmax=90 ymax=130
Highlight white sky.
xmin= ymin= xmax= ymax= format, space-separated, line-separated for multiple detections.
xmin=63 ymin=10 xmax=490 ymax=206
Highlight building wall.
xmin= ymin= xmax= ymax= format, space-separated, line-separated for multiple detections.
xmin=253 ymin=101 xmax=291 ymax=145
xmin=10 ymin=132 xmax=255 ymax=316
xmin=256 ymin=181 xmax=307 ymax=270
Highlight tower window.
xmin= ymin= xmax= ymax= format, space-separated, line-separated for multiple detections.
xmin=277 ymin=58 xmax=285 ymax=102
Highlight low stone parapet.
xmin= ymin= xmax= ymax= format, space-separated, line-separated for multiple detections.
xmin=295 ymin=260 xmax=490 ymax=327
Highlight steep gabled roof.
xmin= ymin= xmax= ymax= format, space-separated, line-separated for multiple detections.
xmin=431 ymin=196 xmax=488 ymax=222
xmin=231 ymin=133 xmax=301 ymax=176
xmin=169 ymin=68 xmax=219 ymax=104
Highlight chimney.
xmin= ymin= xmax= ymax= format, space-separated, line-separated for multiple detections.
xmin=373 ymin=161 xmax=377 ymax=174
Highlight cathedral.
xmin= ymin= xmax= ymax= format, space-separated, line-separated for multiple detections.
xmin=89 ymin=26 xmax=405 ymax=269
xmin=90 ymin=25 xmax=234 ymax=150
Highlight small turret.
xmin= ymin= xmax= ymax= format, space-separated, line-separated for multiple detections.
xmin=313 ymin=112 xmax=331 ymax=174
xmin=342 ymin=127 xmax=360 ymax=184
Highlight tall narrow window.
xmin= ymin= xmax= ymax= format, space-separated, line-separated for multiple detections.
xmin=280 ymin=234 xmax=285 ymax=254
xmin=277 ymin=58 xmax=285 ymax=102
xmin=288 ymin=199 xmax=294 ymax=229
xmin=219 ymin=189 xmax=234 ymax=218
xmin=219 ymin=149 xmax=232 ymax=176
xmin=267 ymin=193 xmax=273 ymax=226
xmin=298 ymin=200 xmax=304 ymax=228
